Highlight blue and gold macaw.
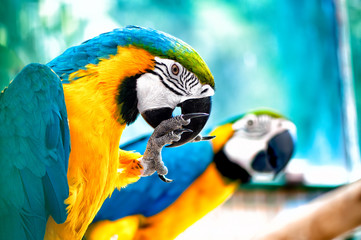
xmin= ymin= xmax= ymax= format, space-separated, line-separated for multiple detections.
xmin=0 ymin=26 xmax=215 ymax=240
xmin=85 ymin=110 xmax=297 ymax=240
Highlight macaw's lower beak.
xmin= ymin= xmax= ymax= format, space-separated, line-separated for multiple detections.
xmin=252 ymin=130 xmax=295 ymax=175
xmin=141 ymin=97 xmax=212 ymax=147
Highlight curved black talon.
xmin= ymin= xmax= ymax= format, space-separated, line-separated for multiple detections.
xmin=173 ymin=128 xmax=193 ymax=135
xmin=181 ymin=113 xmax=209 ymax=121
xmin=158 ymin=174 xmax=174 ymax=183
xmin=167 ymin=112 xmax=211 ymax=148
xmin=200 ymin=135 xmax=216 ymax=141
xmin=192 ymin=135 xmax=216 ymax=142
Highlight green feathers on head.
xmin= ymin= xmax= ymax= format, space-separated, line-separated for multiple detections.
xmin=227 ymin=109 xmax=286 ymax=125
xmin=126 ymin=26 xmax=215 ymax=88
xmin=48 ymin=25 xmax=215 ymax=88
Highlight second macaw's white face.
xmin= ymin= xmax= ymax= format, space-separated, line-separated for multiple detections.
xmin=224 ymin=113 xmax=296 ymax=180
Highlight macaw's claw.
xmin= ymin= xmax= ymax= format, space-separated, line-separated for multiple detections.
xmin=192 ymin=135 xmax=216 ymax=142
xmin=158 ymin=174 xmax=174 ymax=183
xmin=181 ymin=112 xmax=209 ymax=121
xmin=141 ymin=115 xmax=197 ymax=182
xmin=173 ymin=128 xmax=193 ymax=135
xmin=167 ymin=112 xmax=210 ymax=148
xmin=201 ymin=135 xmax=216 ymax=140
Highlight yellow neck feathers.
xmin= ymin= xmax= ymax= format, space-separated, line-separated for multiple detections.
xmin=135 ymin=163 xmax=238 ymax=240
xmin=45 ymin=46 xmax=154 ymax=240
xmin=210 ymin=123 xmax=235 ymax=153
xmin=66 ymin=46 xmax=155 ymax=121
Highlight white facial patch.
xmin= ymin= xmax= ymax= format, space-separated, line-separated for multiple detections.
xmin=224 ymin=114 xmax=296 ymax=176
xmin=136 ymin=73 xmax=183 ymax=113
xmin=136 ymin=57 xmax=214 ymax=113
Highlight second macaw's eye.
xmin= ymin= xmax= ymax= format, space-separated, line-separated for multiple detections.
xmin=247 ymin=119 xmax=254 ymax=126
xmin=171 ymin=64 xmax=179 ymax=75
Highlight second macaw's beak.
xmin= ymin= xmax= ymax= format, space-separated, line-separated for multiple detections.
xmin=141 ymin=97 xmax=212 ymax=147
xmin=252 ymin=130 xmax=295 ymax=175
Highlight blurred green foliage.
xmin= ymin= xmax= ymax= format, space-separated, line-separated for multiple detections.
xmin=0 ymin=0 xmax=86 ymax=90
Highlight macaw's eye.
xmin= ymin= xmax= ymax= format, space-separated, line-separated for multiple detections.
xmin=171 ymin=64 xmax=179 ymax=75
xmin=247 ymin=119 xmax=254 ymax=126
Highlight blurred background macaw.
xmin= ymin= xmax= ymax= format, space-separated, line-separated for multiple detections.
xmin=1 ymin=0 xmax=361 ymax=239
xmin=85 ymin=110 xmax=296 ymax=240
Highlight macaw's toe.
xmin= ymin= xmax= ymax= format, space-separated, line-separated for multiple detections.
xmin=142 ymin=97 xmax=212 ymax=147
xmin=140 ymin=157 xmax=173 ymax=183
xmin=169 ymin=97 xmax=212 ymax=147
xmin=141 ymin=116 xmax=195 ymax=182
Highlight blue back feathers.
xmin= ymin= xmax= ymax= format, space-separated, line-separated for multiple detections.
xmin=0 ymin=63 xmax=70 ymax=240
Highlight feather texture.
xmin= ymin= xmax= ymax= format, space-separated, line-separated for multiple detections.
xmin=93 ymin=135 xmax=214 ymax=220
xmin=0 ymin=63 xmax=70 ymax=240
xmin=42 ymin=26 xmax=214 ymax=240
xmin=44 ymin=46 xmax=150 ymax=240
xmin=48 ymin=26 xmax=214 ymax=88
xmin=86 ymin=133 xmax=237 ymax=240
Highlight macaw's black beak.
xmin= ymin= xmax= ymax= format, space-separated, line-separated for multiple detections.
xmin=251 ymin=130 xmax=295 ymax=175
xmin=141 ymin=97 xmax=212 ymax=147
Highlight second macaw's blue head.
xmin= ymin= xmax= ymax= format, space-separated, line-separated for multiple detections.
xmin=48 ymin=26 xmax=215 ymax=146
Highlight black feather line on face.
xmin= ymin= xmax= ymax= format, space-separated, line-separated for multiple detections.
xmin=116 ymin=74 xmax=143 ymax=125
xmin=214 ymin=149 xmax=251 ymax=183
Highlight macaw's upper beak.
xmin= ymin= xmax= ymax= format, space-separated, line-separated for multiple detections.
xmin=251 ymin=130 xmax=295 ymax=175
xmin=141 ymin=97 xmax=212 ymax=147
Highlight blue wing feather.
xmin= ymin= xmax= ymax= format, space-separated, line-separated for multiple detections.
xmin=0 ymin=63 xmax=70 ymax=240
xmin=93 ymin=136 xmax=213 ymax=222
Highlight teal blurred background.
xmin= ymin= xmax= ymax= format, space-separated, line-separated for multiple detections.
xmin=1 ymin=0 xmax=360 ymax=185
